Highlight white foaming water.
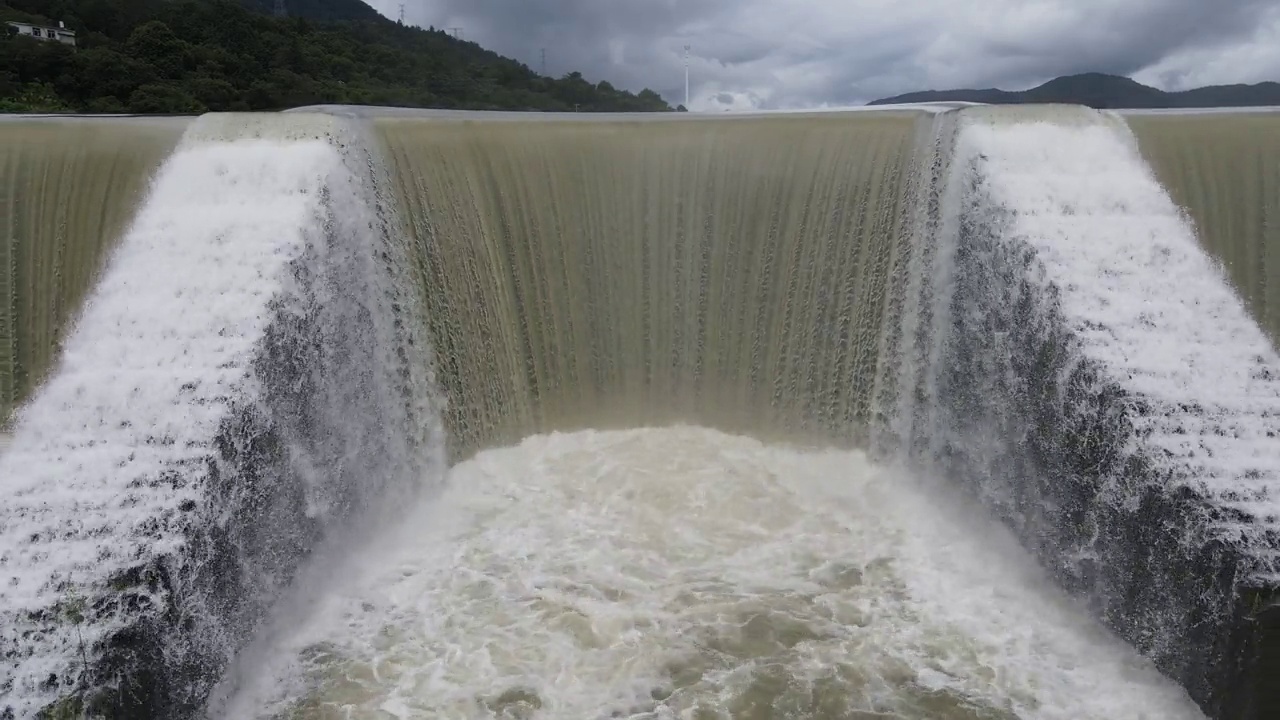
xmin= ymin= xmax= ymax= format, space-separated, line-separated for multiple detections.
xmin=0 ymin=139 xmax=338 ymax=584
xmin=956 ymin=115 xmax=1280 ymax=574
xmin=0 ymin=127 xmax=356 ymax=712
xmin=220 ymin=427 xmax=1203 ymax=720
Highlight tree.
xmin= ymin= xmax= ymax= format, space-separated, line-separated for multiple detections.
xmin=125 ymin=21 xmax=192 ymax=79
xmin=3 ymin=35 xmax=75 ymax=85
xmin=58 ymin=46 xmax=154 ymax=104
xmin=127 ymin=82 xmax=204 ymax=112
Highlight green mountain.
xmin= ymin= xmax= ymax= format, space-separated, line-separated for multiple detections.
xmin=869 ymin=72 xmax=1280 ymax=109
xmin=241 ymin=0 xmax=383 ymax=23
xmin=0 ymin=0 xmax=675 ymax=113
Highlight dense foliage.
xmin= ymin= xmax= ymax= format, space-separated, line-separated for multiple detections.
xmin=870 ymin=72 xmax=1280 ymax=109
xmin=0 ymin=0 xmax=676 ymax=113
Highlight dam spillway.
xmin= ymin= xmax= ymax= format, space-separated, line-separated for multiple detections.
xmin=0 ymin=118 xmax=188 ymax=426
xmin=0 ymin=114 xmax=439 ymax=718
xmin=1128 ymin=112 xmax=1280 ymax=345
xmin=378 ymin=113 xmax=920 ymax=457
xmin=0 ymin=107 xmax=1277 ymax=719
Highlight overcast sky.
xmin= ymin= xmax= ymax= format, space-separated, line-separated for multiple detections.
xmin=366 ymin=0 xmax=1280 ymax=111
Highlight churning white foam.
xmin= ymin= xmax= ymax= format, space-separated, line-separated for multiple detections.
xmin=956 ymin=116 xmax=1280 ymax=573
xmin=0 ymin=133 xmax=350 ymax=712
xmin=218 ymin=427 xmax=1203 ymax=720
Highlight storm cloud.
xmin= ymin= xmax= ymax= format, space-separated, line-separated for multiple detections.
xmin=366 ymin=0 xmax=1280 ymax=110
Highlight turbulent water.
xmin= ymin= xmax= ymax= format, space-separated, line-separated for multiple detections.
xmin=1128 ymin=112 xmax=1280 ymax=345
xmin=1 ymin=107 xmax=1279 ymax=720
xmin=0 ymin=114 xmax=439 ymax=718
xmin=0 ymin=118 xmax=187 ymax=423
xmin=378 ymin=113 xmax=922 ymax=457
xmin=214 ymin=427 xmax=1202 ymax=720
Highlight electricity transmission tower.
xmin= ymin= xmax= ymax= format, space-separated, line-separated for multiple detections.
xmin=540 ymin=48 xmax=547 ymax=76
xmin=448 ymin=27 xmax=463 ymax=40
xmin=274 ymin=0 xmax=286 ymax=17
xmin=398 ymin=3 xmax=405 ymax=24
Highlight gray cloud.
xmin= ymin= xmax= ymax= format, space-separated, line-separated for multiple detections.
xmin=366 ymin=0 xmax=1280 ymax=109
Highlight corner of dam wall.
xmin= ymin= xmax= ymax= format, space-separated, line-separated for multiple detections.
xmin=905 ymin=105 xmax=1280 ymax=720
xmin=0 ymin=118 xmax=188 ymax=427
xmin=0 ymin=113 xmax=442 ymax=719
xmin=1 ymin=104 xmax=1279 ymax=720
xmin=1127 ymin=112 xmax=1280 ymax=348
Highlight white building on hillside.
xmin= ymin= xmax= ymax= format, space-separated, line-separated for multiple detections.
xmin=6 ymin=21 xmax=76 ymax=47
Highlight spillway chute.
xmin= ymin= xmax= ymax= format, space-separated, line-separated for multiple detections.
xmin=0 ymin=113 xmax=443 ymax=718
xmin=0 ymin=104 xmax=1278 ymax=720
xmin=0 ymin=117 xmax=188 ymax=426
xmin=909 ymin=107 xmax=1280 ymax=719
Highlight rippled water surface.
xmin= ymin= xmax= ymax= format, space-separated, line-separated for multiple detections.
xmin=218 ymin=427 xmax=1204 ymax=720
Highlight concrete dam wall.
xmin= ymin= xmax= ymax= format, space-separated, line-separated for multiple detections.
xmin=0 ymin=107 xmax=1277 ymax=719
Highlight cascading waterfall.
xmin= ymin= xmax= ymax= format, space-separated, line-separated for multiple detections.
xmin=0 ymin=118 xmax=188 ymax=425
xmin=1128 ymin=112 xmax=1280 ymax=345
xmin=377 ymin=113 xmax=923 ymax=458
xmin=915 ymin=107 xmax=1280 ymax=720
xmin=0 ymin=114 xmax=440 ymax=719
xmin=0 ymin=105 xmax=1277 ymax=720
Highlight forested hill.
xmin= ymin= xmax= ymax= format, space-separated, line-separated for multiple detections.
xmin=0 ymin=0 xmax=676 ymax=113
xmin=869 ymin=73 xmax=1280 ymax=109
xmin=241 ymin=0 xmax=383 ymax=23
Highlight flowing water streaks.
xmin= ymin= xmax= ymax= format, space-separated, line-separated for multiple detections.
xmin=2 ymin=105 xmax=1278 ymax=719
xmin=0 ymin=118 xmax=187 ymax=424
xmin=1128 ymin=112 xmax=1280 ymax=348
xmin=377 ymin=114 xmax=922 ymax=459
xmin=0 ymin=114 xmax=441 ymax=718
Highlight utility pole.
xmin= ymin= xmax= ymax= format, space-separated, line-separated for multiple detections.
xmin=398 ymin=3 xmax=405 ymax=24
xmin=274 ymin=0 xmax=286 ymax=17
xmin=680 ymin=45 xmax=691 ymax=110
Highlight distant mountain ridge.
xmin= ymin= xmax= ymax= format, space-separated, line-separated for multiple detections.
xmin=869 ymin=73 xmax=1280 ymax=109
